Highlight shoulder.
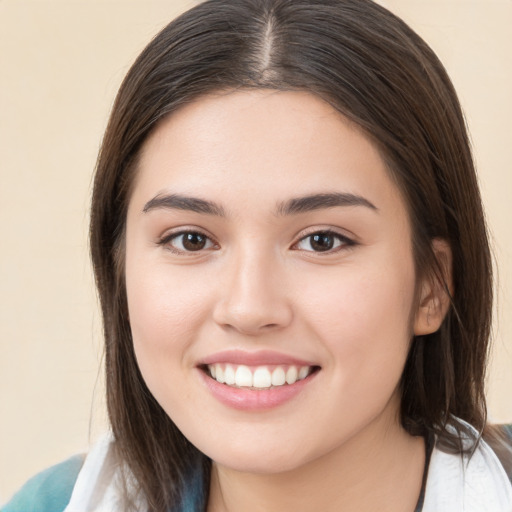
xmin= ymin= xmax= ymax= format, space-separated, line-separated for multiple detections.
xmin=485 ymin=423 xmax=512 ymax=485
xmin=1 ymin=455 xmax=85 ymax=512
xmin=502 ymin=424 xmax=512 ymax=442
xmin=423 ymin=423 xmax=512 ymax=511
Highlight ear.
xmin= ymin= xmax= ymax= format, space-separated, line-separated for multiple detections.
xmin=413 ymin=238 xmax=453 ymax=336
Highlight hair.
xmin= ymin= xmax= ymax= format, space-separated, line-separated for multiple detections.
xmin=90 ymin=0 xmax=495 ymax=509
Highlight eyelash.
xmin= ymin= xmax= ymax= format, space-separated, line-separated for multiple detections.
xmin=157 ymin=230 xmax=218 ymax=255
xmin=157 ymin=229 xmax=356 ymax=255
xmin=292 ymin=230 xmax=356 ymax=254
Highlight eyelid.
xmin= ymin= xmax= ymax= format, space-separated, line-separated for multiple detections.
xmin=155 ymin=225 xmax=357 ymax=255
xmin=157 ymin=226 xmax=219 ymax=255
xmin=291 ymin=227 xmax=357 ymax=253
xmin=294 ymin=225 xmax=357 ymax=242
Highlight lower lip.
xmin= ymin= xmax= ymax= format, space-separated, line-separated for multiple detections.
xmin=198 ymin=369 xmax=318 ymax=411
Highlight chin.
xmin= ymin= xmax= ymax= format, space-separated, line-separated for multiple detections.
xmin=197 ymin=435 xmax=319 ymax=475
xmin=213 ymin=453 xmax=309 ymax=475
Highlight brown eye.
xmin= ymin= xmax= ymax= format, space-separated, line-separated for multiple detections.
xmin=182 ymin=232 xmax=208 ymax=251
xmin=162 ymin=231 xmax=215 ymax=253
xmin=295 ymin=231 xmax=353 ymax=253
xmin=310 ymin=233 xmax=335 ymax=252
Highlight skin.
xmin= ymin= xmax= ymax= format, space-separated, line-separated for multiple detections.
xmin=125 ymin=90 xmax=449 ymax=512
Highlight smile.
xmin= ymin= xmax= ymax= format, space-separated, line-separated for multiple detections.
xmin=198 ymin=351 xmax=321 ymax=410
xmin=206 ymin=364 xmax=316 ymax=389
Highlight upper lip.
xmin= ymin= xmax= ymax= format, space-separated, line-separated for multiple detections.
xmin=198 ymin=349 xmax=318 ymax=367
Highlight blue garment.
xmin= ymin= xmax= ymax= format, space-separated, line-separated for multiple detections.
xmin=1 ymin=453 xmax=203 ymax=512
xmin=3 ymin=426 xmax=512 ymax=512
xmin=1 ymin=455 xmax=84 ymax=512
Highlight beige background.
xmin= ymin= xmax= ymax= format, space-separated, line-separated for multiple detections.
xmin=1 ymin=0 xmax=510 ymax=502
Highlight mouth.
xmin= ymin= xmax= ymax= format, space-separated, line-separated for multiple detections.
xmin=200 ymin=363 xmax=320 ymax=390
xmin=197 ymin=350 xmax=321 ymax=410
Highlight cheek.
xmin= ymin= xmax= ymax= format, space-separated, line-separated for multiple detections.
xmin=306 ymin=262 xmax=414 ymax=329
xmin=296 ymin=267 xmax=416 ymax=439
xmin=300 ymin=254 xmax=416 ymax=384
xmin=127 ymin=256 xmax=210 ymax=332
xmin=125 ymin=261 xmax=211 ymax=392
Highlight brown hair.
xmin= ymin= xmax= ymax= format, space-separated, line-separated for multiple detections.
xmin=90 ymin=0 xmax=494 ymax=509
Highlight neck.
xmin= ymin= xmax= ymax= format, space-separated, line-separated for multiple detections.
xmin=207 ymin=410 xmax=425 ymax=512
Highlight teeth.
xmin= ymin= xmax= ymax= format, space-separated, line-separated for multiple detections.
xmin=286 ymin=366 xmax=298 ymax=384
xmin=235 ymin=365 xmax=252 ymax=387
xmin=253 ymin=367 xmax=272 ymax=388
xmin=208 ymin=364 xmax=313 ymax=389
xmin=271 ymin=367 xmax=286 ymax=386
xmin=298 ymin=366 xmax=309 ymax=380
xmin=224 ymin=364 xmax=236 ymax=385
xmin=215 ymin=364 xmax=225 ymax=384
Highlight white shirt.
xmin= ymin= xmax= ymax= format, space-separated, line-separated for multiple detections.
xmin=65 ymin=427 xmax=512 ymax=512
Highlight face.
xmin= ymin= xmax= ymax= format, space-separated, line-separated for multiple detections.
xmin=125 ymin=90 xmax=421 ymax=474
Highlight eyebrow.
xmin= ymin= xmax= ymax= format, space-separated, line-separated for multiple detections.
xmin=143 ymin=193 xmax=226 ymax=216
xmin=276 ymin=192 xmax=377 ymax=216
xmin=142 ymin=191 xmax=377 ymax=217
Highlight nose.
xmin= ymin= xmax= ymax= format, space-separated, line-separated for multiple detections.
xmin=212 ymin=250 xmax=293 ymax=335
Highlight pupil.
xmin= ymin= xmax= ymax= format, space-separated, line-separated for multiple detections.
xmin=311 ymin=233 xmax=333 ymax=252
xmin=183 ymin=233 xmax=206 ymax=251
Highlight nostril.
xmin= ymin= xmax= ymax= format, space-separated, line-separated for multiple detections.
xmin=212 ymin=298 xmax=293 ymax=335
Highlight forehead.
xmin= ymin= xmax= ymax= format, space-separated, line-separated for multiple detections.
xmin=130 ymin=90 xmax=407 ymax=222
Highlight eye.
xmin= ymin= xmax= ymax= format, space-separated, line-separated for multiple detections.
xmin=159 ymin=231 xmax=216 ymax=253
xmin=294 ymin=231 xmax=353 ymax=253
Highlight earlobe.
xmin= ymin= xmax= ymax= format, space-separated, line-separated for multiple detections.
xmin=413 ymin=239 xmax=453 ymax=336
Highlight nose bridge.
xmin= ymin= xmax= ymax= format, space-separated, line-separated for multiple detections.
xmin=213 ymin=242 xmax=292 ymax=334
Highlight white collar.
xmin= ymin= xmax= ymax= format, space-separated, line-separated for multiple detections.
xmin=63 ymin=433 xmax=141 ymax=512
xmin=65 ymin=428 xmax=512 ymax=512
xmin=423 ymin=431 xmax=512 ymax=511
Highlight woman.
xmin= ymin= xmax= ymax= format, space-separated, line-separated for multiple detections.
xmin=4 ymin=0 xmax=511 ymax=511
